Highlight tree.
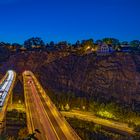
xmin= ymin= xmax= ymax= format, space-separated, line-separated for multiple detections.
xmin=102 ymin=38 xmax=112 ymax=45
xmin=134 ymin=125 xmax=140 ymax=132
xmin=65 ymin=104 xmax=70 ymax=111
xmin=57 ymin=41 xmax=68 ymax=50
xmin=130 ymin=40 xmax=140 ymax=48
xmin=49 ymin=41 xmax=55 ymax=47
xmin=81 ymin=39 xmax=94 ymax=52
xmin=76 ymin=40 xmax=81 ymax=46
xmin=12 ymin=43 xmax=22 ymax=52
xmin=121 ymin=41 xmax=128 ymax=45
xmin=61 ymin=105 xmax=64 ymax=111
xmin=102 ymin=38 xmax=120 ymax=47
xmin=84 ymin=39 xmax=94 ymax=47
xmin=24 ymin=37 xmax=45 ymax=50
xmin=95 ymin=40 xmax=102 ymax=45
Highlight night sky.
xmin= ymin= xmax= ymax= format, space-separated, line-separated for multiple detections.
xmin=0 ymin=0 xmax=140 ymax=43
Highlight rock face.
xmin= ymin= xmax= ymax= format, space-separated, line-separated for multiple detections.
xmin=0 ymin=51 xmax=140 ymax=105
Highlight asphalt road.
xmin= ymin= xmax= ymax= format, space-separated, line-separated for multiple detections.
xmin=61 ymin=110 xmax=135 ymax=136
xmin=23 ymin=71 xmax=80 ymax=140
xmin=25 ymin=76 xmax=58 ymax=140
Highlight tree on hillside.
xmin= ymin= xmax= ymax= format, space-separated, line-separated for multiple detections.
xmin=24 ymin=37 xmax=45 ymax=50
xmin=121 ymin=41 xmax=129 ymax=45
xmin=102 ymin=38 xmax=120 ymax=47
xmin=82 ymin=39 xmax=94 ymax=49
xmin=102 ymin=38 xmax=112 ymax=45
xmin=76 ymin=40 xmax=81 ymax=46
xmin=73 ymin=40 xmax=81 ymax=49
xmin=56 ymin=41 xmax=70 ymax=51
xmin=130 ymin=40 xmax=140 ymax=48
xmin=76 ymin=38 xmax=98 ymax=54
xmin=111 ymin=38 xmax=120 ymax=46
xmin=0 ymin=42 xmax=12 ymax=51
xmin=12 ymin=43 xmax=22 ymax=52
xmin=95 ymin=40 xmax=102 ymax=45
xmin=49 ymin=41 xmax=55 ymax=47
xmin=65 ymin=104 xmax=70 ymax=111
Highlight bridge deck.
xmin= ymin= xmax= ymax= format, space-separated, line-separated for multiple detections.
xmin=23 ymin=71 xmax=81 ymax=140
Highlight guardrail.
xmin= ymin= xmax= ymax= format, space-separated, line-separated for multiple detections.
xmin=29 ymin=71 xmax=81 ymax=140
xmin=0 ymin=70 xmax=16 ymax=134
xmin=22 ymin=73 xmax=35 ymax=134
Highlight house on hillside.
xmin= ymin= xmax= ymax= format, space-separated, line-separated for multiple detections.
xmin=97 ymin=43 xmax=115 ymax=55
xmin=120 ymin=45 xmax=132 ymax=52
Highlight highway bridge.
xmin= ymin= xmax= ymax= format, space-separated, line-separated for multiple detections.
xmin=0 ymin=70 xmax=16 ymax=134
xmin=23 ymin=71 xmax=81 ymax=140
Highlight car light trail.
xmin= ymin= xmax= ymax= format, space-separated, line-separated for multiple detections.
xmin=23 ymin=71 xmax=81 ymax=140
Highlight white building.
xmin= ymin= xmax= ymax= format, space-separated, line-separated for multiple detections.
xmin=97 ymin=43 xmax=114 ymax=55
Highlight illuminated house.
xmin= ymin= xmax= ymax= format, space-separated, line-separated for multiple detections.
xmin=97 ymin=43 xmax=114 ymax=55
xmin=120 ymin=44 xmax=132 ymax=52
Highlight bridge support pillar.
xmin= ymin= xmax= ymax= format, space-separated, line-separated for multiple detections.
xmin=0 ymin=119 xmax=6 ymax=135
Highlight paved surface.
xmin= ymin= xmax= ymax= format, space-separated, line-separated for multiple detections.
xmin=0 ymin=70 xmax=16 ymax=134
xmin=61 ymin=110 xmax=135 ymax=135
xmin=23 ymin=71 xmax=81 ymax=140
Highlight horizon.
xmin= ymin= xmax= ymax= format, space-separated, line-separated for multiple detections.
xmin=0 ymin=0 xmax=140 ymax=43
xmin=1 ymin=36 xmax=140 ymax=45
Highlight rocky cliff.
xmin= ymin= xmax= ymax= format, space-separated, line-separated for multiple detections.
xmin=0 ymin=51 xmax=140 ymax=105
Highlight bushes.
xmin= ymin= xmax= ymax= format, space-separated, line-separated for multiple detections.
xmin=66 ymin=117 xmax=128 ymax=140
xmin=134 ymin=125 xmax=140 ymax=132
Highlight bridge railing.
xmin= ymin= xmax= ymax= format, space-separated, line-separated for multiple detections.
xmin=30 ymin=71 xmax=81 ymax=140
xmin=22 ymin=73 xmax=35 ymax=134
xmin=0 ymin=71 xmax=16 ymax=135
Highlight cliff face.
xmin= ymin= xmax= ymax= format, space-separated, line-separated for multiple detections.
xmin=0 ymin=51 xmax=140 ymax=104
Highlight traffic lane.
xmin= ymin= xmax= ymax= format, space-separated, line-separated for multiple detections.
xmin=25 ymin=76 xmax=46 ymax=140
xmin=30 ymin=85 xmax=56 ymax=140
xmin=36 ymin=86 xmax=72 ymax=140
xmin=26 ymin=77 xmax=49 ymax=140
xmin=27 ymin=75 xmax=77 ymax=140
xmin=30 ymin=81 xmax=58 ymax=140
xmin=26 ymin=83 xmax=46 ymax=140
xmin=29 ymin=79 xmax=58 ymax=140
xmin=41 ymin=96 xmax=74 ymax=140
xmin=61 ymin=111 xmax=134 ymax=135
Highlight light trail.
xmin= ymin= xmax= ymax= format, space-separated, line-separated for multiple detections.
xmin=23 ymin=71 xmax=81 ymax=140
xmin=0 ymin=70 xmax=16 ymax=134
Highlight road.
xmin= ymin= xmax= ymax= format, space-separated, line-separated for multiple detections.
xmin=0 ymin=70 xmax=16 ymax=114
xmin=0 ymin=70 xmax=16 ymax=134
xmin=23 ymin=71 xmax=81 ymax=140
xmin=61 ymin=110 xmax=135 ymax=136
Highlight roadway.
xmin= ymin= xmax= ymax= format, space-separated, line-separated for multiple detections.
xmin=23 ymin=71 xmax=81 ymax=140
xmin=0 ymin=70 xmax=16 ymax=134
xmin=61 ymin=110 xmax=135 ymax=136
xmin=0 ymin=70 xmax=16 ymax=113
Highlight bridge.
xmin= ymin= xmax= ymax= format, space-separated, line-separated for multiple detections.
xmin=23 ymin=71 xmax=81 ymax=140
xmin=0 ymin=70 xmax=16 ymax=134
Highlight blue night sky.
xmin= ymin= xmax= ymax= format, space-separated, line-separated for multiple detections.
xmin=0 ymin=0 xmax=140 ymax=44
